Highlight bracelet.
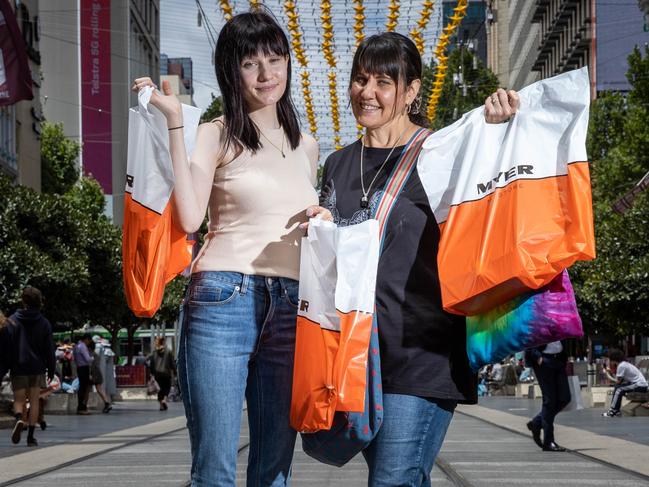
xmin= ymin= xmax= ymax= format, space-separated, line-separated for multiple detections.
xmin=168 ymin=125 xmax=184 ymax=131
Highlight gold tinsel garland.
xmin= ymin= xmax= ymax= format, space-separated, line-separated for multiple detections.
xmin=283 ymin=1 xmax=317 ymax=136
xmin=353 ymin=0 xmax=365 ymax=46
xmin=385 ymin=0 xmax=400 ymax=32
xmin=218 ymin=0 xmax=233 ymax=21
xmin=410 ymin=0 xmax=435 ymax=55
xmin=320 ymin=0 xmax=342 ymax=149
xmin=427 ymin=0 xmax=468 ymax=122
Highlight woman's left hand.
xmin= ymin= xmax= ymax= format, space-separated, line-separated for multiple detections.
xmin=299 ymin=205 xmax=333 ymax=230
xmin=484 ymin=88 xmax=520 ymax=124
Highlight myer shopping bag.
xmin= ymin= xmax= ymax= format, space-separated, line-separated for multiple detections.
xmin=122 ymin=87 xmax=201 ymax=317
xmin=418 ymin=67 xmax=595 ymax=315
xmin=290 ymin=218 xmax=379 ymax=433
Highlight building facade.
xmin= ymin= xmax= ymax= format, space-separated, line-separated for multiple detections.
xmin=0 ymin=0 xmax=42 ymax=191
xmin=39 ymin=0 xmax=160 ymax=224
xmin=160 ymin=54 xmax=194 ymax=106
xmin=442 ymin=0 xmax=488 ymax=66
xmin=487 ymin=0 xmax=649 ymax=94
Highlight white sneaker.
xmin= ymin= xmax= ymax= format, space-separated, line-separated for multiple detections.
xmin=602 ymin=410 xmax=620 ymax=417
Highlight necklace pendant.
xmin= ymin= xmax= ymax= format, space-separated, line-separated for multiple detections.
xmin=360 ymin=195 xmax=369 ymax=208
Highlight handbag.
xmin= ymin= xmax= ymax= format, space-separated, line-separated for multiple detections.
xmin=299 ymin=128 xmax=431 ymax=467
xmin=466 ymin=270 xmax=584 ymax=372
xmin=146 ymin=376 xmax=160 ymax=395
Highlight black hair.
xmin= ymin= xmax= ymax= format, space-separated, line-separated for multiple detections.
xmin=349 ymin=32 xmax=428 ymax=127
xmin=214 ymin=10 xmax=301 ymax=154
xmin=81 ymin=333 xmax=93 ymax=341
xmin=22 ymin=286 xmax=43 ymax=310
xmin=608 ymin=348 xmax=625 ymax=363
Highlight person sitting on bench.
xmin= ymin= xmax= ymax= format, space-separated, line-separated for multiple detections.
xmin=602 ymin=348 xmax=648 ymax=417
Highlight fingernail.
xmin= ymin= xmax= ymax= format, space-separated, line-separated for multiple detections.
xmin=306 ymin=208 xmax=314 ymax=217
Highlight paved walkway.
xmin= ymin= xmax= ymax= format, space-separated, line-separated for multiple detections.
xmin=1 ymin=398 xmax=648 ymax=486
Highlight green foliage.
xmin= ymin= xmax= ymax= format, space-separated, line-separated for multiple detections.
xmin=421 ymin=48 xmax=500 ymax=130
xmin=200 ymin=94 xmax=224 ymax=123
xmin=571 ymin=46 xmax=649 ymax=336
xmin=41 ymin=122 xmax=81 ymax=195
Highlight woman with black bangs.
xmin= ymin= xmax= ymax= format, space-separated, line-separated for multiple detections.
xmin=132 ymin=11 xmax=320 ymax=487
xmin=309 ymin=32 xmax=519 ymax=485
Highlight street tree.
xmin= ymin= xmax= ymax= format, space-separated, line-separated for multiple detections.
xmin=571 ymin=46 xmax=649 ymax=336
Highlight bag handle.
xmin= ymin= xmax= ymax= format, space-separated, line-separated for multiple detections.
xmin=372 ymin=128 xmax=431 ymax=247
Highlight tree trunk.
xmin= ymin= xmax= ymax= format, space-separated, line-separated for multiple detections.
xmin=127 ymin=326 xmax=137 ymax=365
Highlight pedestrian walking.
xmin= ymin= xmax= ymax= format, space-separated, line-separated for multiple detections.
xmin=90 ymin=345 xmax=112 ymax=413
xmin=131 ymin=9 xmax=319 ymax=486
xmin=73 ymin=333 xmax=94 ymax=415
xmin=148 ymin=337 xmax=175 ymax=411
xmin=602 ymin=348 xmax=648 ymax=417
xmin=525 ymin=341 xmax=571 ymax=452
xmin=3 ymin=286 xmax=56 ymax=447
xmin=310 ymin=32 xmax=516 ymax=484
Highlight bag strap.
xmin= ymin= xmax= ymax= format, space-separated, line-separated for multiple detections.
xmin=372 ymin=128 xmax=431 ymax=247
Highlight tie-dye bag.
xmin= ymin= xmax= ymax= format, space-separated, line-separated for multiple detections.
xmin=465 ymin=270 xmax=583 ymax=371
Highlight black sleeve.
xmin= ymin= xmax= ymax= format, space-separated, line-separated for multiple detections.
xmin=0 ymin=328 xmax=8 ymax=380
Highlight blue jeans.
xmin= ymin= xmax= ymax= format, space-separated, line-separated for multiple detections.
xmin=363 ymin=394 xmax=455 ymax=487
xmin=177 ymin=272 xmax=300 ymax=487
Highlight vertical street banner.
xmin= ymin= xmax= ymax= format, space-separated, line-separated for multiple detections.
xmin=81 ymin=0 xmax=112 ymax=193
xmin=0 ymin=0 xmax=33 ymax=106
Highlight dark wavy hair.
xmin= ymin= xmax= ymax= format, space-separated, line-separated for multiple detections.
xmin=214 ymin=11 xmax=301 ymax=154
xmin=349 ymin=32 xmax=428 ymax=127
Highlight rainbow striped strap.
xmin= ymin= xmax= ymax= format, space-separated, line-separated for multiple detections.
xmin=372 ymin=128 xmax=431 ymax=246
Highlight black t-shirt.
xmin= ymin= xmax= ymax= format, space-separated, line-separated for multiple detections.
xmin=321 ymin=140 xmax=477 ymax=404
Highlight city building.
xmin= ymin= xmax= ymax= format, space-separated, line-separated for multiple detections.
xmin=160 ymin=54 xmax=194 ymax=106
xmin=0 ymin=0 xmax=43 ymax=191
xmin=39 ymin=0 xmax=160 ymax=224
xmin=487 ymin=0 xmax=649 ymax=94
xmin=442 ymin=0 xmax=488 ymax=66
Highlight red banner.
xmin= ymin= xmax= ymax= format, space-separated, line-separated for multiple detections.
xmin=115 ymin=365 xmax=147 ymax=387
xmin=0 ymin=0 xmax=33 ymax=106
xmin=80 ymin=0 xmax=112 ymax=194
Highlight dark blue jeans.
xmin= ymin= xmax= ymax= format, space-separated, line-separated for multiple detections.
xmin=363 ymin=394 xmax=455 ymax=486
xmin=177 ymin=272 xmax=300 ymax=487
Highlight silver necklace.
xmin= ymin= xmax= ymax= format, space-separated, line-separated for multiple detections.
xmin=259 ymin=129 xmax=286 ymax=158
xmin=359 ymin=129 xmax=407 ymax=208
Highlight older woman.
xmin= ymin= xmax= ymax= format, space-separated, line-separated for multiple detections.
xmin=311 ymin=32 xmax=518 ymax=486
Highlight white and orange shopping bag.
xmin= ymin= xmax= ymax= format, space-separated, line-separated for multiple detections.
xmin=417 ymin=67 xmax=595 ymax=315
xmin=122 ymin=87 xmax=201 ymax=317
xmin=290 ymin=218 xmax=380 ymax=432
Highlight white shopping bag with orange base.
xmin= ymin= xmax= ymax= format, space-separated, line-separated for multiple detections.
xmin=290 ymin=218 xmax=379 ymax=432
xmin=417 ymin=67 xmax=595 ymax=316
xmin=122 ymin=87 xmax=201 ymax=317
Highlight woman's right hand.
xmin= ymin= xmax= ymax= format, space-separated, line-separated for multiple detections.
xmin=131 ymin=77 xmax=183 ymax=126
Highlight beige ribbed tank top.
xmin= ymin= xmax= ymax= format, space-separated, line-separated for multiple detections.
xmin=191 ymin=127 xmax=318 ymax=280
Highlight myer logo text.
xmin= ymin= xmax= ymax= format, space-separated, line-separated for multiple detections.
xmin=477 ymin=165 xmax=533 ymax=195
xmin=299 ymin=300 xmax=309 ymax=312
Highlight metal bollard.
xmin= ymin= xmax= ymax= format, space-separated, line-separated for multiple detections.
xmin=528 ymin=384 xmax=536 ymax=399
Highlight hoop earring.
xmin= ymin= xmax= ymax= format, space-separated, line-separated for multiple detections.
xmin=409 ymin=95 xmax=422 ymax=115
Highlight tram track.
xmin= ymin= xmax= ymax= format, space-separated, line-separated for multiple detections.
xmin=4 ymin=409 xmax=648 ymax=486
xmin=0 ymin=425 xmax=188 ymax=487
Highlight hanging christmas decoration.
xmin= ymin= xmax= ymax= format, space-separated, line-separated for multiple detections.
xmin=284 ymin=1 xmax=318 ymax=135
xmin=427 ymin=0 xmax=468 ymax=122
xmin=353 ymin=0 xmax=365 ymax=46
xmin=385 ymin=0 xmax=401 ymax=32
xmin=410 ymin=0 xmax=435 ymax=54
xmin=218 ymin=0 xmax=233 ymax=21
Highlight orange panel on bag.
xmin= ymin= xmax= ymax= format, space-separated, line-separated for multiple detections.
xmin=438 ymin=162 xmax=595 ymax=316
xmin=122 ymin=193 xmax=193 ymax=317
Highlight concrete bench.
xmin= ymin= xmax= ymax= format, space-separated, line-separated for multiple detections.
xmin=622 ymin=391 xmax=649 ymax=417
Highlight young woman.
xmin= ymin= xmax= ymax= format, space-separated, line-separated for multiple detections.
xmin=132 ymin=11 xmax=319 ymax=487
xmin=312 ymin=32 xmax=518 ymax=486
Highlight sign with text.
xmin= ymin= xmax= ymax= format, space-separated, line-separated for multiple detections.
xmin=81 ymin=0 xmax=112 ymax=193
xmin=0 ymin=1 xmax=33 ymax=106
